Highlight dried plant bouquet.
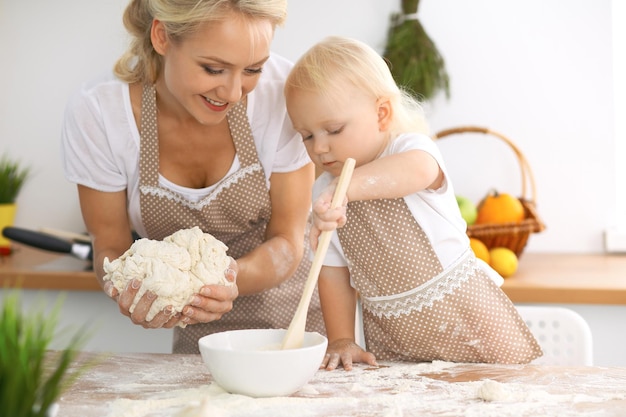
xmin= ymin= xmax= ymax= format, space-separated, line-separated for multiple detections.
xmin=383 ymin=0 xmax=450 ymax=100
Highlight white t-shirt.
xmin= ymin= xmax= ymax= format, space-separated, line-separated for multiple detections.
xmin=313 ymin=132 xmax=503 ymax=286
xmin=61 ymin=53 xmax=309 ymax=236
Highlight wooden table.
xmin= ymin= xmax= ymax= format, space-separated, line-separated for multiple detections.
xmin=2 ymin=244 xmax=626 ymax=304
xmin=57 ymin=352 xmax=626 ymax=417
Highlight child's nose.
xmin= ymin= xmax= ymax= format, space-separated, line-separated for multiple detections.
xmin=313 ymin=136 xmax=330 ymax=154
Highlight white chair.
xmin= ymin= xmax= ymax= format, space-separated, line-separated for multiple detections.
xmin=516 ymin=305 xmax=593 ymax=366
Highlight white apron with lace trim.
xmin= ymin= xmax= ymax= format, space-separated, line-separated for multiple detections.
xmin=337 ymin=197 xmax=542 ymax=364
xmin=138 ymin=85 xmax=325 ymax=353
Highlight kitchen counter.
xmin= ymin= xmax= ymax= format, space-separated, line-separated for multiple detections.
xmin=2 ymin=244 xmax=625 ymax=304
xmin=0 ymin=243 xmax=98 ymax=291
xmin=58 ymin=351 xmax=626 ymax=417
xmin=505 ymin=251 xmax=626 ymax=304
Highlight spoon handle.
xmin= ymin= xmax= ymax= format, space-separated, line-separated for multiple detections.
xmin=281 ymin=158 xmax=356 ymax=349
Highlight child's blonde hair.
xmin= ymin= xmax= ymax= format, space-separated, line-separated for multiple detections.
xmin=285 ymin=36 xmax=429 ymax=139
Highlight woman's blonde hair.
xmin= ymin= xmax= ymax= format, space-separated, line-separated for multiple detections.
xmin=285 ymin=36 xmax=429 ymax=138
xmin=114 ymin=0 xmax=287 ymax=84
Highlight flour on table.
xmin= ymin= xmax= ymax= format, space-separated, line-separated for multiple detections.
xmin=104 ymin=360 xmax=626 ymax=417
xmin=103 ymin=227 xmax=231 ymax=326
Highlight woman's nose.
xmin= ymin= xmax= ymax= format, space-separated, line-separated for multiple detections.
xmin=219 ymin=74 xmax=243 ymax=103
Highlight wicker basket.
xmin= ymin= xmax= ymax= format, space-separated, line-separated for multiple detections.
xmin=433 ymin=126 xmax=546 ymax=257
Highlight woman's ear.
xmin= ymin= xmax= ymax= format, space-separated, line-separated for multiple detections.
xmin=376 ymin=98 xmax=392 ymax=131
xmin=151 ymin=19 xmax=168 ymax=56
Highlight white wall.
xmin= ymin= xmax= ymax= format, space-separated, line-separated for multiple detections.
xmin=0 ymin=0 xmax=618 ymax=254
xmin=420 ymin=1 xmax=615 ymax=254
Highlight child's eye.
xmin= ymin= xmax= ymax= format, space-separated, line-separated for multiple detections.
xmin=329 ymin=127 xmax=344 ymax=135
xmin=300 ymin=133 xmax=313 ymax=141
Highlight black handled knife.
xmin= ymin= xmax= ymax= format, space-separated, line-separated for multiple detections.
xmin=2 ymin=226 xmax=93 ymax=261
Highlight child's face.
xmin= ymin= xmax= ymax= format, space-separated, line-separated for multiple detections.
xmin=286 ymin=83 xmax=390 ymax=177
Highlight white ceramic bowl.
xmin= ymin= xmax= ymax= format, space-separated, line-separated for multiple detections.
xmin=198 ymin=328 xmax=327 ymax=397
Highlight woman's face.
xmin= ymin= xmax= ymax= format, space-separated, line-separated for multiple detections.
xmin=286 ymin=83 xmax=390 ymax=177
xmin=153 ymin=13 xmax=273 ymax=125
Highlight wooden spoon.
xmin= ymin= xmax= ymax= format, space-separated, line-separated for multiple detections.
xmin=281 ymin=158 xmax=356 ymax=350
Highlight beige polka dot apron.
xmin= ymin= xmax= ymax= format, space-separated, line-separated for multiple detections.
xmin=338 ymin=198 xmax=542 ymax=364
xmin=139 ymin=84 xmax=325 ymax=354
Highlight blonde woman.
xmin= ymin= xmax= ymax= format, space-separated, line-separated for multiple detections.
xmin=61 ymin=0 xmax=325 ymax=353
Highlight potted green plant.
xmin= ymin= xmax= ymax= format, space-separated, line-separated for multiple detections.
xmin=0 ymin=291 xmax=93 ymax=417
xmin=0 ymin=153 xmax=31 ymax=204
xmin=0 ymin=153 xmax=31 ymax=254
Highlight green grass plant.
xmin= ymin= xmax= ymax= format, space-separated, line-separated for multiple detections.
xmin=0 ymin=291 xmax=93 ymax=417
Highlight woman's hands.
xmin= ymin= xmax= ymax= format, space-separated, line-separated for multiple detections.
xmin=320 ymin=338 xmax=378 ymax=371
xmin=178 ymin=260 xmax=238 ymax=326
xmin=104 ymin=258 xmax=239 ymax=329
xmin=79 ymin=186 xmax=240 ymax=329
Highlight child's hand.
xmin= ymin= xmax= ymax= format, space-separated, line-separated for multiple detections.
xmin=320 ymin=338 xmax=378 ymax=371
xmin=310 ymin=183 xmax=348 ymax=250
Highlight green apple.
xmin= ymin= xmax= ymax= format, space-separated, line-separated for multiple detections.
xmin=456 ymin=195 xmax=477 ymax=225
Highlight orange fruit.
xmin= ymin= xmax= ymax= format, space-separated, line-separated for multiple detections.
xmin=476 ymin=190 xmax=524 ymax=224
xmin=469 ymin=238 xmax=490 ymax=263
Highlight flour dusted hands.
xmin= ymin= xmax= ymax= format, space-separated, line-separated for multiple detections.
xmin=321 ymin=338 xmax=378 ymax=371
xmin=310 ymin=182 xmax=349 ymax=251
xmin=103 ymin=227 xmax=237 ymax=328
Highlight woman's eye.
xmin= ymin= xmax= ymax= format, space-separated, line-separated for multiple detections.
xmin=203 ymin=66 xmax=223 ymax=75
xmin=245 ymin=67 xmax=263 ymax=75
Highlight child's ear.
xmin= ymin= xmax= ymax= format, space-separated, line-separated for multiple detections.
xmin=376 ymin=98 xmax=392 ymax=131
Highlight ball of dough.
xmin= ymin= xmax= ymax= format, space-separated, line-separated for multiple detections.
xmin=103 ymin=227 xmax=232 ymax=326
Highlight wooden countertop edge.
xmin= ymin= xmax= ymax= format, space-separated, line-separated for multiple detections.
xmin=501 ymin=286 xmax=626 ymax=305
xmin=2 ymin=247 xmax=626 ymax=304
xmin=1 ymin=271 xmax=101 ymax=292
xmin=0 ymin=244 xmax=101 ymax=292
xmin=500 ymin=252 xmax=626 ymax=305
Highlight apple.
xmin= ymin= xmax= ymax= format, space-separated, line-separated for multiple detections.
xmin=456 ymin=195 xmax=477 ymax=225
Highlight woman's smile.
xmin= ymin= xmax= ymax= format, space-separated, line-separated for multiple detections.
xmin=203 ymin=95 xmax=229 ymax=112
